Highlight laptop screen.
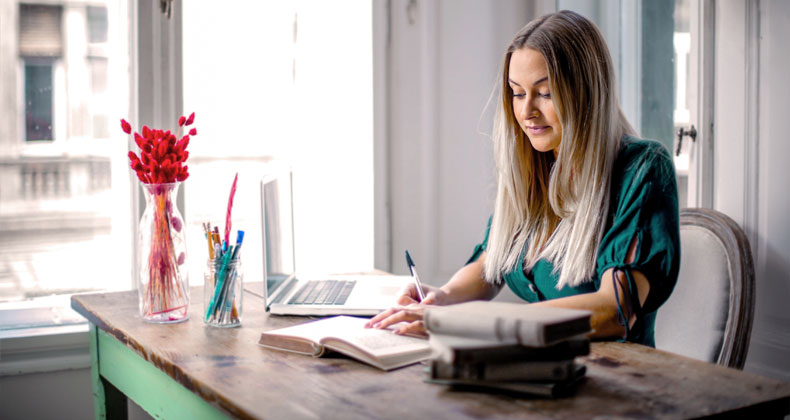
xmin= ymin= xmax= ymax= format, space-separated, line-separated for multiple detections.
xmin=261 ymin=169 xmax=296 ymax=298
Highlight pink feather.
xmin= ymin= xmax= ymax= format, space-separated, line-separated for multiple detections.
xmin=224 ymin=173 xmax=238 ymax=245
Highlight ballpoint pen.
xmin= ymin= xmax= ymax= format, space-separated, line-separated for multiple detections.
xmin=405 ymin=250 xmax=426 ymax=302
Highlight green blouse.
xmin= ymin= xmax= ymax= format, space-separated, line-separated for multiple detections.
xmin=468 ymin=137 xmax=680 ymax=347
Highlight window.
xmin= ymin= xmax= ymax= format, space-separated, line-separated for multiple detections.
xmin=561 ymin=0 xmax=701 ymax=209
xmin=1 ymin=0 xmax=375 ymax=336
xmin=19 ymin=4 xmax=62 ymax=142
xmin=0 ymin=1 xmax=132 ymax=332
xmin=86 ymin=6 xmax=108 ymax=43
xmin=24 ymin=59 xmax=55 ymax=141
xmin=181 ymin=1 xmax=375 ymax=286
xmin=673 ymin=0 xmax=692 ymax=209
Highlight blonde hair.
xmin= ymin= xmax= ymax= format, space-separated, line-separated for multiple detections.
xmin=484 ymin=10 xmax=636 ymax=289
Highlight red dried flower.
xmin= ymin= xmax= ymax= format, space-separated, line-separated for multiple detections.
xmin=120 ymin=113 xmax=197 ymax=184
xmin=134 ymin=133 xmax=146 ymax=150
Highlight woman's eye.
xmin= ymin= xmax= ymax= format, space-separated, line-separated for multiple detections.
xmin=513 ymin=92 xmax=526 ymax=98
xmin=539 ymin=92 xmax=551 ymax=98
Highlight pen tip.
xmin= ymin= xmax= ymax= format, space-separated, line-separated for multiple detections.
xmin=405 ymin=250 xmax=414 ymax=266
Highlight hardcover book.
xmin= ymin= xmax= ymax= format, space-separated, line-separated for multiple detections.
xmin=429 ymin=333 xmax=590 ymax=365
xmin=424 ymin=301 xmax=592 ymax=347
xmin=429 ymin=358 xmax=583 ymax=382
xmin=425 ymin=364 xmax=586 ymax=398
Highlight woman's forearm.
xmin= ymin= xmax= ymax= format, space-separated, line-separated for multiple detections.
xmin=533 ymin=267 xmax=651 ymax=339
xmin=439 ymin=252 xmax=501 ymax=303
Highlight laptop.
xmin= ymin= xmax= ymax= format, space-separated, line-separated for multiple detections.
xmin=260 ymin=167 xmax=412 ymax=316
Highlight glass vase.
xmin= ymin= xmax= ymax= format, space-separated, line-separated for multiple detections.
xmin=137 ymin=182 xmax=189 ymax=323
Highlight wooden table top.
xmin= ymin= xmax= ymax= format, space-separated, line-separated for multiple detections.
xmin=72 ymin=285 xmax=790 ymax=420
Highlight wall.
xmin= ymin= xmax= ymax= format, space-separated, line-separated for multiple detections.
xmin=0 ymin=367 xmax=153 ymax=419
xmin=0 ymin=368 xmax=94 ymax=420
xmin=710 ymin=0 xmax=790 ymax=381
xmin=384 ymin=0 xmax=531 ymax=299
xmin=743 ymin=0 xmax=790 ymax=381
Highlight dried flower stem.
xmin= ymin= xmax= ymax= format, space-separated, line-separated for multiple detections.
xmin=142 ymin=185 xmax=187 ymax=319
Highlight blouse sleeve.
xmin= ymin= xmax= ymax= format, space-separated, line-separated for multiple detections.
xmin=595 ymin=143 xmax=681 ymax=315
xmin=466 ymin=215 xmax=493 ymax=264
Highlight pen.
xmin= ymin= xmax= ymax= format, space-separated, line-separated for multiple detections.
xmin=231 ymin=230 xmax=245 ymax=260
xmin=405 ymin=250 xmax=426 ymax=302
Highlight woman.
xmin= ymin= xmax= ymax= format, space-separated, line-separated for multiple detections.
xmin=366 ymin=10 xmax=680 ymax=347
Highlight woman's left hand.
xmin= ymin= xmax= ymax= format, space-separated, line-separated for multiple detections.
xmin=364 ymin=303 xmax=431 ymax=336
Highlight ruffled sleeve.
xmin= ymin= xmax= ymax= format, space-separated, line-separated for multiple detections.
xmin=466 ymin=215 xmax=493 ymax=264
xmin=595 ymin=141 xmax=681 ymax=316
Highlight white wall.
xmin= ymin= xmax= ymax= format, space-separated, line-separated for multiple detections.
xmin=710 ymin=0 xmax=790 ymax=381
xmin=384 ymin=0 xmax=531 ymax=298
xmin=0 ymin=367 xmax=152 ymax=420
xmin=742 ymin=0 xmax=790 ymax=380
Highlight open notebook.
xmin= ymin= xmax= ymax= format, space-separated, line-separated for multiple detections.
xmin=260 ymin=167 xmax=411 ymax=316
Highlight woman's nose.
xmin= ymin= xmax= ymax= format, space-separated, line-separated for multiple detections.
xmin=518 ymin=98 xmax=535 ymax=120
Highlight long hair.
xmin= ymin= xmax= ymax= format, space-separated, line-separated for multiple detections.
xmin=484 ymin=10 xmax=636 ymax=289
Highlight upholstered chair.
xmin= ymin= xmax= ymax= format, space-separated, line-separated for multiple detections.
xmin=654 ymin=208 xmax=755 ymax=369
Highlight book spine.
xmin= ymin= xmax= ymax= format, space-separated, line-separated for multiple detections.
xmin=447 ymin=340 xmax=590 ymax=365
xmin=430 ymin=359 xmax=576 ymax=382
xmin=425 ymin=310 xmax=546 ymax=346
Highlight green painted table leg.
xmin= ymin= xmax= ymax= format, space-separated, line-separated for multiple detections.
xmin=96 ymin=329 xmax=231 ymax=420
xmin=90 ymin=324 xmax=128 ymax=419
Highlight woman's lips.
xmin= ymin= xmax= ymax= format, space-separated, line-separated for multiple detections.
xmin=527 ymin=125 xmax=549 ymax=135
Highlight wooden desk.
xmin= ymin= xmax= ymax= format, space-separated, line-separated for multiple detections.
xmin=72 ymin=287 xmax=790 ymax=420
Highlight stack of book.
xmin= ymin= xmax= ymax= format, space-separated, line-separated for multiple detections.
xmin=423 ymin=301 xmax=592 ymax=397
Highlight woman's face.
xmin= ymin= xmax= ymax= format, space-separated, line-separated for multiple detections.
xmin=508 ymin=48 xmax=562 ymax=156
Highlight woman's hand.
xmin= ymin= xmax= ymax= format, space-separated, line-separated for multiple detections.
xmin=393 ymin=282 xmax=447 ymax=306
xmin=364 ymin=303 xmax=431 ymax=336
xmin=364 ymin=283 xmax=451 ymax=336
xmin=366 ymin=254 xmax=495 ymax=336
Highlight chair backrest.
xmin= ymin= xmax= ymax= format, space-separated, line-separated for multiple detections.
xmin=654 ymin=208 xmax=755 ymax=369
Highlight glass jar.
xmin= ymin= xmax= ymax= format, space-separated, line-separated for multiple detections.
xmin=203 ymin=257 xmax=243 ymax=327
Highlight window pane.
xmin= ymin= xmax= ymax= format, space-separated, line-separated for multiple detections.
xmin=561 ymin=0 xmax=690 ymax=208
xmin=24 ymin=61 xmax=54 ymax=141
xmin=182 ymin=2 xmax=375 ymax=287
xmin=0 ymin=1 xmax=132 ymax=330
xmin=673 ymin=0 xmax=692 ymax=209
xmin=87 ymin=6 xmax=108 ymax=44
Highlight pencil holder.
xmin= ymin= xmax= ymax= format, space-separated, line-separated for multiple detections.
xmin=204 ymin=257 xmax=243 ymax=327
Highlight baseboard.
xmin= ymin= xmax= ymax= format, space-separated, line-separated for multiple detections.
xmin=744 ymin=325 xmax=790 ymax=382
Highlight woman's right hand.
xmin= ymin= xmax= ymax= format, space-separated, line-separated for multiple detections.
xmin=395 ymin=282 xmax=450 ymax=306
xmin=364 ymin=283 xmax=450 ymax=337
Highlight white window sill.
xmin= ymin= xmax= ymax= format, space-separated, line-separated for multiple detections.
xmin=0 ymin=323 xmax=90 ymax=376
xmin=0 ymin=295 xmax=92 ymax=376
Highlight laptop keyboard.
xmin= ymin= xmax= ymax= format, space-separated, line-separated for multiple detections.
xmin=287 ymin=280 xmax=356 ymax=305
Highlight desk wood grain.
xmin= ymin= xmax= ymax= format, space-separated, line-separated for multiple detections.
xmin=72 ymin=287 xmax=790 ymax=420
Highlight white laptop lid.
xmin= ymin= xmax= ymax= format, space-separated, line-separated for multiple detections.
xmin=260 ymin=167 xmax=297 ymax=311
xmin=259 ymin=168 xmax=410 ymax=315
